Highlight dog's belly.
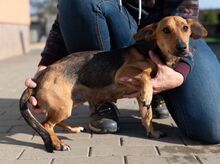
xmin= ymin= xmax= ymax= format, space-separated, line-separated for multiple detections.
xmin=72 ymin=83 xmax=128 ymax=104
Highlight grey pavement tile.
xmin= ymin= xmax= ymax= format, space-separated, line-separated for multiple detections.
xmin=197 ymin=154 xmax=220 ymax=164
xmin=91 ymin=145 xmax=157 ymax=157
xmin=1 ymin=133 xmax=33 ymax=142
xmin=0 ymin=114 xmax=21 ymax=121
xmin=9 ymin=125 xmax=36 ymax=134
xmin=122 ymin=135 xmax=184 ymax=147
xmin=0 ymin=98 xmax=18 ymax=107
xmin=0 ymin=133 xmax=44 ymax=150
xmin=92 ymin=133 xmax=121 ymax=139
xmin=158 ymin=145 xmax=220 ymax=156
xmin=0 ymin=119 xmax=26 ymax=126
xmin=65 ymin=137 xmax=120 ymax=147
xmin=56 ymin=131 xmax=91 ymax=139
xmin=0 ymin=126 xmax=12 ymax=133
xmin=126 ymin=155 xmax=198 ymax=164
xmin=116 ymin=99 xmax=138 ymax=110
xmin=0 ymin=159 xmax=51 ymax=164
xmin=19 ymin=147 xmax=89 ymax=160
xmin=0 ymin=99 xmax=19 ymax=110
xmin=0 ymin=148 xmax=24 ymax=160
xmin=31 ymin=134 xmax=120 ymax=151
xmin=188 ymin=145 xmax=220 ymax=155
xmin=25 ymin=127 xmax=91 ymax=150
xmin=180 ymin=136 xmax=203 ymax=146
xmin=158 ymin=145 xmax=195 ymax=156
xmin=54 ymin=156 xmax=123 ymax=164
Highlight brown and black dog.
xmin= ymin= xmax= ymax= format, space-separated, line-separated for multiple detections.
xmin=20 ymin=16 xmax=207 ymax=152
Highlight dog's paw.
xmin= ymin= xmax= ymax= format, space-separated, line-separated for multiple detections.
xmin=61 ymin=144 xmax=71 ymax=151
xmin=54 ymin=143 xmax=71 ymax=151
xmin=147 ymin=131 xmax=166 ymax=139
xmin=68 ymin=126 xmax=85 ymax=133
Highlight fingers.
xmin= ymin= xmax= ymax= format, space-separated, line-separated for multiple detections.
xmin=25 ymin=66 xmax=47 ymax=88
xmin=149 ymin=50 xmax=163 ymax=65
xmin=28 ymin=97 xmax=46 ymax=115
xmin=25 ymin=78 xmax=37 ymax=88
xmin=24 ymin=67 xmax=48 ymax=115
xmin=29 ymin=96 xmax=37 ymax=106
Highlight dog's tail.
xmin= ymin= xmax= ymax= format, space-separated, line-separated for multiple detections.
xmin=19 ymin=88 xmax=54 ymax=153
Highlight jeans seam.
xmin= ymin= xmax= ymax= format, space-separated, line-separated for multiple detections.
xmin=95 ymin=0 xmax=114 ymax=50
xmin=95 ymin=11 xmax=105 ymax=50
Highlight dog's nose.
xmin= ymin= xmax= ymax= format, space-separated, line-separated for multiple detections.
xmin=176 ymin=39 xmax=187 ymax=52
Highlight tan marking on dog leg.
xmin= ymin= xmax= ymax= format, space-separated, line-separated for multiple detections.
xmin=42 ymin=120 xmax=70 ymax=151
xmin=139 ymin=74 xmax=153 ymax=107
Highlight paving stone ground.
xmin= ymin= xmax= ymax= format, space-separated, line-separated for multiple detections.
xmin=0 ymin=43 xmax=219 ymax=164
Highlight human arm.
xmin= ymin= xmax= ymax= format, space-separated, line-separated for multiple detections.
xmin=39 ymin=14 xmax=68 ymax=66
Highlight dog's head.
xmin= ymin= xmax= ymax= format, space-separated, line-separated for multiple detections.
xmin=134 ymin=16 xmax=208 ymax=67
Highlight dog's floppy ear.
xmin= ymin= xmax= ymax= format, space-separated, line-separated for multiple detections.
xmin=134 ymin=23 xmax=156 ymax=41
xmin=186 ymin=19 xmax=208 ymax=39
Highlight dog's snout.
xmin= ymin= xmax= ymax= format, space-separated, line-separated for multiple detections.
xmin=176 ymin=39 xmax=187 ymax=52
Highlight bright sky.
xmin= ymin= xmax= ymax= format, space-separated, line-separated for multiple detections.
xmin=200 ymin=0 xmax=220 ymax=9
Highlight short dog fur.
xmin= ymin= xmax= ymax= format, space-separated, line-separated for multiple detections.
xmin=20 ymin=16 xmax=207 ymax=152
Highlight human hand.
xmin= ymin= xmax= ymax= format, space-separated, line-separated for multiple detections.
xmin=24 ymin=65 xmax=47 ymax=115
xmin=149 ymin=51 xmax=184 ymax=94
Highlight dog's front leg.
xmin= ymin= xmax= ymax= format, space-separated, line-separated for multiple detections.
xmin=137 ymin=99 xmax=165 ymax=139
xmin=137 ymin=74 xmax=164 ymax=138
xmin=139 ymin=74 xmax=153 ymax=108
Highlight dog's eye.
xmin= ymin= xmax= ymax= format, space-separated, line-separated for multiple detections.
xmin=163 ymin=27 xmax=171 ymax=34
xmin=183 ymin=26 xmax=189 ymax=32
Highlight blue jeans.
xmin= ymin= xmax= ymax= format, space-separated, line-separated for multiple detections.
xmin=59 ymin=0 xmax=137 ymax=52
xmin=164 ymin=40 xmax=220 ymax=143
xmin=58 ymin=0 xmax=220 ymax=143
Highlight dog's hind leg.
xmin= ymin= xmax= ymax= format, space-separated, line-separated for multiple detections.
xmin=42 ymin=109 xmax=71 ymax=151
xmin=58 ymin=122 xmax=85 ymax=133
xmin=40 ymin=98 xmax=73 ymax=151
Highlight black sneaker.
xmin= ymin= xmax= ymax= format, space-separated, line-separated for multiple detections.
xmin=152 ymin=95 xmax=170 ymax=119
xmin=89 ymin=102 xmax=120 ymax=134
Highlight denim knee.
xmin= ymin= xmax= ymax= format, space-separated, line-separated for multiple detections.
xmin=186 ymin=116 xmax=220 ymax=144
xmin=189 ymin=129 xmax=220 ymax=144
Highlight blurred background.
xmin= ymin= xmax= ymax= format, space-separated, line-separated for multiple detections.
xmin=0 ymin=0 xmax=219 ymax=61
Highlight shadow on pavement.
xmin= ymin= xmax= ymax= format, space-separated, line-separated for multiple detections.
xmin=0 ymin=98 xmax=201 ymax=152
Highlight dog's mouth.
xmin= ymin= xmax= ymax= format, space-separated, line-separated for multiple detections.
xmin=176 ymin=49 xmax=189 ymax=57
xmin=169 ymin=49 xmax=189 ymax=58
